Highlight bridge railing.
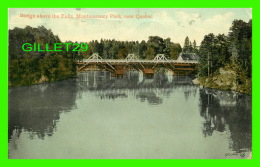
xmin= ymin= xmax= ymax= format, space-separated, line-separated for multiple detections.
xmin=80 ymin=59 xmax=198 ymax=64
xmin=78 ymin=53 xmax=198 ymax=64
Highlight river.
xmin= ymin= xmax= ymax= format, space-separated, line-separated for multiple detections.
xmin=8 ymin=71 xmax=252 ymax=159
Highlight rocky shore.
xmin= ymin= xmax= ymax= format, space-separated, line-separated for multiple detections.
xmin=193 ymin=68 xmax=251 ymax=95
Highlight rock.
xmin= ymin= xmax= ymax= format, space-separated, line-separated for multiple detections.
xmin=219 ymin=68 xmax=235 ymax=75
xmin=38 ymin=75 xmax=48 ymax=83
xmin=231 ymin=84 xmax=237 ymax=91
xmin=215 ymin=79 xmax=223 ymax=86
xmin=192 ymin=78 xmax=200 ymax=85
xmin=226 ymin=81 xmax=230 ymax=85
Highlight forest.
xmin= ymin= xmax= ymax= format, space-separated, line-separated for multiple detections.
xmin=9 ymin=19 xmax=252 ymax=94
xmin=197 ymin=19 xmax=252 ymax=94
xmin=8 ymin=25 xmax=185 ymax=86
xmin=78 ymin=36 xmax=184 ymax=60
xmin=9 ymin=26 xmax=77 ymax=86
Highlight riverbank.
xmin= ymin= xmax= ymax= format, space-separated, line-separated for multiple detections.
xmin=193 ymin=68 xmax=251 ymax=95
xmin=8 ymin=73 xmax=77 ymax=87
xmin=8 ymin=55 xmax=77 ymax=87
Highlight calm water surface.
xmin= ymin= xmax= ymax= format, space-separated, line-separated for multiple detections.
xmin=8 ymin=71 xmax=252 ymax=159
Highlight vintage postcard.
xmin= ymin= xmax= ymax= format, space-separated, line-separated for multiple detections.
xmin=8 ymin=8 xmax=252 ymax=159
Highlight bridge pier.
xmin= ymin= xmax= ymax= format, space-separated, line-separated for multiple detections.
xmin=111 ymin=65 xmax=126 ymax=77
xmin=143 ymin=68 xmax=155 ymax=77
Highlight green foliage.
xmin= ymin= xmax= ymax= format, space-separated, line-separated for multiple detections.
xmin=9 ymin=26 xmax=61 ymax=59
xmin=83 ymin=36 xmax=182 ymax=60
xmin=183 ymin=36 xmax=198 ymax=54
xmin=228 ymin=19 xmax=252 ymax=78
xmin=9 ymin=56 xmax=41 ymax=86
xmin=198 ymin=19 xmax=251 ymax=78
xmin=197 ymin=19 xmax=252 ymax=94
xmin=183 ymin=36 xmax=190 ymax=53
xmin=198 ymin=33 xmax=231 ymax=77
xmin=9 ymin=26 xmax=77 ymax=86
xmin=9 ymin=55 xmax=77 ymax=86
xmin=39 ymin=55 xmax=76 ymax=81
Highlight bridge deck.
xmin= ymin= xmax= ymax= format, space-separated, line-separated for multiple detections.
xmin=79 ymin=59 xmax=198 ymax=64
xmin=77 ymin=54 xmax=198 ymax=76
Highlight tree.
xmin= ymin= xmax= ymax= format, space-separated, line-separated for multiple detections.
xmin=147 ymin=36 xmax=166 ymax=58
xmin=198 ymin=33 xmax=215 ymax=76
xmin=228 ymin=19 xmax=252 ymax=78
xmin=193 ymin=40 xmax=198 ymax=54
xmin=9 ymin=26 xmax=77 ymax=86
xmin=183 ymin=36 xmax=190 ymax=53
xmin=139 ymin=40 xmax=147 ymax=59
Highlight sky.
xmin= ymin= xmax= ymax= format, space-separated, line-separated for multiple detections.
xmin=8 ymin=8 xmax=252 ymax=47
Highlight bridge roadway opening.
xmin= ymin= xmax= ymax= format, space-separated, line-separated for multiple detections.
xmin=77 ymin=53 xmax=198 ymax=77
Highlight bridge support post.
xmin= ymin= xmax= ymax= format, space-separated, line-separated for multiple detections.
xmin=76 ymin=53 xmax=198 ymax=76
xmin=143 ymin=68 xmax=155 ymax=77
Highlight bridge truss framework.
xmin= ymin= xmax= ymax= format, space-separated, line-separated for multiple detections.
xmin=77 ymin=53 xmax=198 ymax=76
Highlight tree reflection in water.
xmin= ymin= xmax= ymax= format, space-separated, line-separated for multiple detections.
xmin=77 ymin=71 xmax=197 ymax=105
xmin=9 ymin=70 xmax=251 ymax=157
xmin=8 ymin=79 xmax=78 ymax=141
xmin=199 ymin=88 xmax=252 ymax=153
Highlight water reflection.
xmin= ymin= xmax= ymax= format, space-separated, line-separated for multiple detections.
xmin=8 ymin=71 xmax=251 ymax=159
xmin=77 ymin=71 xmax=196 ymax=105
xmin=8 ymin=79 xmax=78 ymax=141
xmin=199 ymin=88 xmax=252 ymax=153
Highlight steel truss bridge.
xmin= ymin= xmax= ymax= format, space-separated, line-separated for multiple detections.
xmin=77 ymin=53 xmax=198 ymax=76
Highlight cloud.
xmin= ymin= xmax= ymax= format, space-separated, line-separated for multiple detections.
xmin=191 ymin=12 xmax=235 ymax=43
xmin=175 ymin=11 xmax=202 ymax=28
